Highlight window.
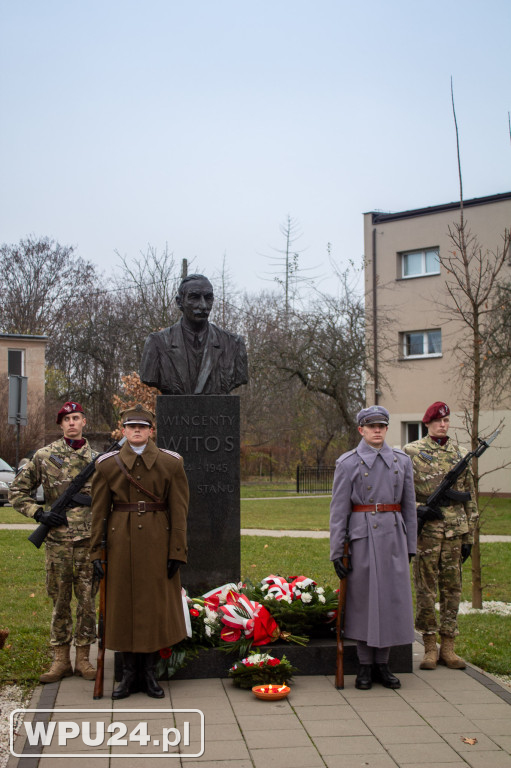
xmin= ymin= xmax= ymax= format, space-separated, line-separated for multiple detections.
xmin=401 ymin=248 xmax=439 ymax=278
xmin=404 ymin=422 xmax=428 ymax=444
xmin=402 ymin=330 xmax=441 ymax=358
xmin=8 ymin=349 xmax=24 ymax=376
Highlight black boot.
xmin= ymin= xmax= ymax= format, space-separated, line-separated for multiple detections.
xmin=355 ymin=664 xmax=372 ymax=690
xmin=142 ymin=652 xmax=165 ymax=699
xmin=372 ymin=663 xmax=401 ymax=689
xmin=112 ymin=652 xmax=138 ymax=700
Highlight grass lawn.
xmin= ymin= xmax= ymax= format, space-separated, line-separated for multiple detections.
xmin=241 ymin=494 xmax=511 ymax=535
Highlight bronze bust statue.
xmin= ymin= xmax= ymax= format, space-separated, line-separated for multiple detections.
xmin=139 ymin=274 xmax=248 ymax=395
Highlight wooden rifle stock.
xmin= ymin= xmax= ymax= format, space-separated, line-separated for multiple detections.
xmin=335 ymin=539 xmax=350 ymax=689
xmin=93 ymin=546 xmax=107 ymax=700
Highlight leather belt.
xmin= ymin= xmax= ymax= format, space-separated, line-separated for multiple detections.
xmin=352 ymin=504 xmax=402 ymax=513
xmin=112 ymin=502 xmax=166 ymax=514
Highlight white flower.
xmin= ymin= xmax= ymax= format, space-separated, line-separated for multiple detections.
xmin=301 ymin=593 xmax=313 ymax=604
xmin=205 ymin=606 xmax=218 ymax=621
xmin=261 ymin=583 xmax=269 ymax=591
xmin=318 ymin=595 xmax=325 ymax=604
xmin=205 ymin=625 xmax=212 ymax=637
xmin=193 ymin=604 xmax=202 ymax=611
xmin=281 ymin=595 xmax=292 ymax=604
xmin=264 ymin=594 xmax=273 ymax=601
xmin=316 ymin=587 xmax=324 ymax=595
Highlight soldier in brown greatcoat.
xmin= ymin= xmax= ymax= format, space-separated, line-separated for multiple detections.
xmin=90 ymin=405 xmax=189 ymax=699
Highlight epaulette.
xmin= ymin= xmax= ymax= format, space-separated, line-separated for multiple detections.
xmin=97 ymin=450 xmax=120 ymax=464
xmin=159 ymin=448 xmax=183 ymax=460
xmin=337 ymin=450 xmax=356 ymax=464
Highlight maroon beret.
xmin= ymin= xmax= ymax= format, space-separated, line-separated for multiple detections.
xmin=422 ymin=401 xmax=450 ymax=424
xmin=56 ymin=401 xmax=85 ymax=424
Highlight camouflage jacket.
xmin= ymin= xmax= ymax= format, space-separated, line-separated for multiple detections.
xmin=9 ymin=438 xmax=96 ymax=543
xmin=403 ymin=435 xmax=478 ymax=543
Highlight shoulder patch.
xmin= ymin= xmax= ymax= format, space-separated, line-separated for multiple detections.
xmin=97 ymin=450 xmax=120 ymax=464
xmin=159 ymin=448 xmax=182 ymax=460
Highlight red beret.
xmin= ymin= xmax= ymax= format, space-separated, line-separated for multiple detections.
xmin=422 ymin=401 xmax=450 ymax=424
xmin=56 ymin=401 xmax=85 ymax=424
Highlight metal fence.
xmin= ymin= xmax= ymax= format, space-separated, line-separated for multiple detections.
xmin=296 ymin=465 xmax=335 ymax=494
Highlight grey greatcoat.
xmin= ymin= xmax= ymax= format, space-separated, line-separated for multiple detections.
xmin=330 ymin=439 xmax=417 ymax=648
xmin=90 ymin=439 xmax=189 ymax=653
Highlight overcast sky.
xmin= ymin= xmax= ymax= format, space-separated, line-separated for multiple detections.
xmin=1 ymin=0 xmax=510 ymax=295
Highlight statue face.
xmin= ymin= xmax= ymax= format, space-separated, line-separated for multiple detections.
xmin=177 ymin=277 xmax=214 ymax=326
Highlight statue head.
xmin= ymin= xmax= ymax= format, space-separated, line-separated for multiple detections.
xmin=176 ymin=274 xmax=214 ymax=329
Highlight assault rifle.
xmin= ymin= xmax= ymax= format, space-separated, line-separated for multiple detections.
xmin=28 ymin=437 xmax=126 ymax=549
xmin=418 ymin=428 xmax=500 ymax=533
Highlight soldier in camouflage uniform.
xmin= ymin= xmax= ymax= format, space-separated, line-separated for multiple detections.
xmin=9 ymin=402 xmax=98 ymax=683
xmin=404 ymin=401 xmax=478 ymax=671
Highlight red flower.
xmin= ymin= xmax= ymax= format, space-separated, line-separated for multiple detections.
xmin=204 ymin=595 xmax=220 ymax=611
xmin=159 ymin=647 xmax=172 ymax=659
xmin=190 ymin=608 xmax=200 ymax=617
xmin=267 ymin=658 xmax=280 ymax=667
xmin=220 ymin=626 xmax=241 ymax=643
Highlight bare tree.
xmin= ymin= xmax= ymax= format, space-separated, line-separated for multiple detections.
xmin=0 ymin=236 xmax=97 ymax=335
xmin=438 ymin=84 xmax=511 ymax=607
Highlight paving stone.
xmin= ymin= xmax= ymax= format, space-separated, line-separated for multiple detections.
xmin=357 ymin=708 xmax=426 ymax=727
xmin=303 ymin=718 xmax=371 ymax=737
xmin=370 ymin=724 xmax=444 ymax=744
xmin=410 ymin=701 xmax=465 ymax=718
xmin=323 ymin=755 xmax=405 ymax=768
xmin=414 ymin=715 xmax=477 ymax=734
xmin=386 ymin=740 xmax=467 ymax=763
xmin=469 ymin=718 xmax=511 ymax=736
xmin=311 ymin=735 xmax=386 ymax=755
xmin=460 ymin=751 xmax=511 ymax=768
xmin=250 ymin=744 xmax=325 ymax=768
xmin=456 ymin=703 xmax=511 ymax=719
xmin=442 ymin=731 xmax=503 ymax=751
xmin=243 ymin=727 xmax=313 ymax=749
xmin=236 ymin=713 xmax=302 ymax=732
xmin=293 ymin=704 xmax=361 ymax=721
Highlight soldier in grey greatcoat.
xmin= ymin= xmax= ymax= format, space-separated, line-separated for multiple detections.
xmin=404 ymin=401 xmax=478 ymax=671
xmin=9 ymin=401 xmax=97 ymax=683
xmin=330 ymin=406 xmax=417 ymax=690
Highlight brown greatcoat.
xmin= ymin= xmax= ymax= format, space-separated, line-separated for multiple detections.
xmin=90 ymin=439 xmax=189 ymax=653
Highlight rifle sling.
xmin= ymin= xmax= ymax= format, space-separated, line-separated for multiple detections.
xmin=113 ymin=454 xmax=162 ymax=504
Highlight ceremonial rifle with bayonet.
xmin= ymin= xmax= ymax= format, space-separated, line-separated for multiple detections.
xmin=417 ymin=428 xmax=500 ymax=535
xmin=28 ymin=437 xmax=126 ymax=549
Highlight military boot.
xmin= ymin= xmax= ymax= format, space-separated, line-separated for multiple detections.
xmin=74 ymin=645 xmax=96 ymax=680
xmin=438 ymin=635 xmax=466 ymax=669
xmin=420 ymin=634 xmax=438 ymax=670
xmin=40 ymin=644 xmax=73 ymax=683
xmin=112 ymin=653 xmax=138 ymax=700
xmin=142 ymin=652 xmax=165 ymax=698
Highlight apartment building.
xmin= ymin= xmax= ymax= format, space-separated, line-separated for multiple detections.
xmin=363 ymin=192 xmax=511 ymax=495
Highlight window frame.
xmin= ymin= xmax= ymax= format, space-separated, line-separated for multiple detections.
xmin=403 ymin=421 xmax=428 ymax=444
xmin=401 ymin=329 xmax=442 ymax=360
xmin=8 ymin=349 xmax=25 ymax=376
xmin=400 ymin=248 xmax=440 ymax=279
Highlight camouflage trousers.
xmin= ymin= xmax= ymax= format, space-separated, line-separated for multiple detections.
xmin=413 ymin=532 xmax=463 ymax=638
xmin=45 ymin=539 xmax=97 ymax=647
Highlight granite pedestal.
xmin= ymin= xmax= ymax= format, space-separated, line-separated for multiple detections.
xmin=156 ymin=394 xmax=240 ymax=596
